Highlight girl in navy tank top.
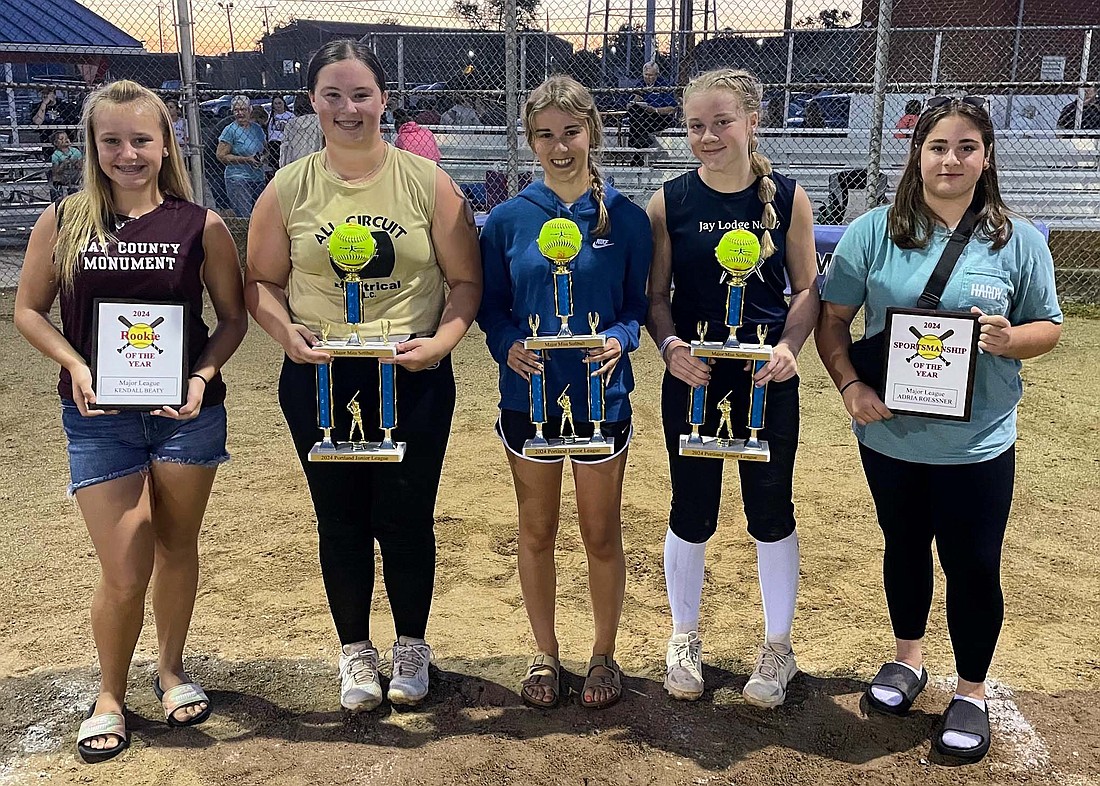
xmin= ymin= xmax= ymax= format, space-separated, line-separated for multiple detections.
xmin=14 ymin=81 xmax=246 ymax=762
xmin=644 ymin=69 xmax=820 ymax=708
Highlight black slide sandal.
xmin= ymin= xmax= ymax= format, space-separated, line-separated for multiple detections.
xmin=934 ymin=698 xmax=991 ymax=762
xmin=864 ymin=662 xmax=928 ymax=715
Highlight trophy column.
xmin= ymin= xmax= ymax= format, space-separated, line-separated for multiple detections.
xmin=315 ymin=363 xmax=336 ymax=451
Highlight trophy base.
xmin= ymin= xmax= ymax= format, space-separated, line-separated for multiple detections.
xmin=690 ymin=341 xmax=772 ymax=361
xmin=678 ymin=434 xmax=770 ymax=461
xmin=525 ymin=334 xmax=606 ymax=350
xmin=523 ymin=436 xmax=615 ymax=457
xmin=317 ymin=340 xmax=399 ymax=358
xmin=308 ymin=440 xmax=407 ymax=462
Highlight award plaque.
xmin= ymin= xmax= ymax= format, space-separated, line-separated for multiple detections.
xmin=679 ymin=229 xmax=774 ymax=462
xmin=882 ymin=307 xmax=979 ymax=421
xmin=92 ymin=299 xmax=188 ymax=409
xmin=307 ymin=222 xmax=406 ymax=462
xmin=522 ymin=313 xmax=615 ymax=457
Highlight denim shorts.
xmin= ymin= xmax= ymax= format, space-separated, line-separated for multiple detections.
xmin=60 ymin=401 xmax=229 ymax=495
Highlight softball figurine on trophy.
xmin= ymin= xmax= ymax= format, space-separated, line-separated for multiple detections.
xmin=680 ymin=228 xmax=773 ymax=462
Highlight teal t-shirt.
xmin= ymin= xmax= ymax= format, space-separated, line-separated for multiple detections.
xmin=821 ymin=206 xmax=1062 ymax=464
xmin=218 ymin=121 xmax=267 ymax=182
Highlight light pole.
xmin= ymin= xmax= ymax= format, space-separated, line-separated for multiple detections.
xmin=219 ymin=0 xmax=236 ymax=53
xmin=156 ymin=0 xmax=166 ymax=53
xmin=256 ymin=1 xmax=274 ymax=37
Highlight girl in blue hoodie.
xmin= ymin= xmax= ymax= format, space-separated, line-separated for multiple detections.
xmin=477 ymin=76 xmax=651 ymax=710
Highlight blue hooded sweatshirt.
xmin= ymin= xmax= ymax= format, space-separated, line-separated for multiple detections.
xmin=477 ymin=180 xmax=652 ymax=421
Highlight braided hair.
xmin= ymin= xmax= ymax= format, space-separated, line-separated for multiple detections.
xmin=523 ymin=75 xmax=610 ymax=237
xmin=683 ymin=69 xmax=779 ymax=259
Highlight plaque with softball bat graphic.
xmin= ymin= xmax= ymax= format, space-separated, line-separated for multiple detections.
xmin=882 ymin=307 xmax=979 ymax=421
xmin=91 ymin=299 xmax=188 ymax=408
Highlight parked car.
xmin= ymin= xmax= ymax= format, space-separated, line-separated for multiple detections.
xmin=199 ymin=94 xmax=294 ymax=118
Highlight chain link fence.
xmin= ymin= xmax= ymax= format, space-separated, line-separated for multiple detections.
xmin=2 ymin=0 xmax=1098 ymax=299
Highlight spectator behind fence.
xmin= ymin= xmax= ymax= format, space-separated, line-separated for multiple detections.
xmin=49 ymin=130 xmax=82 ymax=200
xmin=894 ymin=99 xmax=921 ymax=139
xmin=217 ymin=96 xmax=267 ymax=218
xmin=1056 ymin=85 xmax=1100 ymax=130
xmin=267 ymin=95 xmax=294 ymax=168
xmin=279 ymin=94 xmax=323 ymax=168
xmin=414 ymin=99 xmax=442 ymax=126
xmin=626 ymin=61 xmax=678 ymax=149
xmin=441 ymin=96 xmax=480 ymax=126
xmin=393 ymin=107 xmax=441 ymax=163
xmin=475 ymin=97 xmax=507 ymax=126
xmin=168 ymin=100 xmax=189 ymax=146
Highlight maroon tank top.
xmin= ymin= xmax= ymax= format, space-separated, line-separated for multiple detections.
xmin=58 ymin=197 xmax=227 ymax=407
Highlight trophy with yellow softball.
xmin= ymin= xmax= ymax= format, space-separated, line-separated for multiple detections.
xmin=680 ymin=229 xmax=773 ymax=462
xmin=521 ymin=218 xmax=613 ymax=458
xmin=308 ymin=222 xmax=405 ymax=463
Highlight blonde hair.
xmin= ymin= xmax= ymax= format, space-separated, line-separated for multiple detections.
xmin=683 ymin=69 xmax=779 ymax=260
xmin=523 ymin=75 xmax=610 ymax=237
xmin=55 ymin=80 xmax=192 ymax=290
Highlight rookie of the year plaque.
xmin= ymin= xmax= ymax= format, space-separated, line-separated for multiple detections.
xmin=883 ymin=307 xmax=979 ymax=421
xmin=92 ymin=299 xmax=188 ymax=409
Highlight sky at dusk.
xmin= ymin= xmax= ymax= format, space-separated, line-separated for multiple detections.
xmin=78 ymin=0 xmax=864 ymax=56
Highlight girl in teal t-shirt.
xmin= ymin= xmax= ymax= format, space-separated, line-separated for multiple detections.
xmin=817 ymin=97 xmax=1062 ymax=764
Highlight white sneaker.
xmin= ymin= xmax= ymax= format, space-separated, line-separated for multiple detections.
xmin=742 ymin=641 xmax=799 ymax=709
xmin=387 ymin=636 xmax=432 ymax=705
xmin=339 ymin=641 xmax=382 ymax=711
xmin=664 ymin=631 xmax=704 ymax=701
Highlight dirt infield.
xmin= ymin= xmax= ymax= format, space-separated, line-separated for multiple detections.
xmin=0 ymin=289 xmax=1097 ymax=786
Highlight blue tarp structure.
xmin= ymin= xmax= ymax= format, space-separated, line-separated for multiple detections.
xmin=1 ymin=0 xmax=143 ymax=56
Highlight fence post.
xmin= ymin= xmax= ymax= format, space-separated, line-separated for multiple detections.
xmin=397 ymin=36 xmax=405 ymax=101
xmin=175 ymin=0 xmax=205 ymax=205
xmin=505 ymin=0 xmax=520 ymax=197
xmin=1075 ymin=29 xmax=1093 ymax=130
xmin=866 ymin=0 xmax=894 ymax=216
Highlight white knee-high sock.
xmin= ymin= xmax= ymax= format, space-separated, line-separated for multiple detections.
xmin=664 ymin=528 xmax=707 ymax=635
xmin=755 ymin=531 xmax=800 ymax=649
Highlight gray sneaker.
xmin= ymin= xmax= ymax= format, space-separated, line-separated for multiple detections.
xmin=339 ymin=641 xmax=382 ymax=711
xmin=664 ymin=632 xmax=704 ymax=701
xmin=742 ymin=642 xmax=799 ymax=708
xmin=387 ymin=637 xmax=432 ymax=705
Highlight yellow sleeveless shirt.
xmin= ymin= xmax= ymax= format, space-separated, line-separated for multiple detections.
xmin=273 ymin=145 xmax=443 ymax=338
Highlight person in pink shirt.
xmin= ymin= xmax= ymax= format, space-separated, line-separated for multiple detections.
xmin=393 ymin=107 xmax=441 ymax=163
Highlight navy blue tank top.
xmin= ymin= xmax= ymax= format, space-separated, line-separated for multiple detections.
xmin=663 ymin=169 xmax=796 ymax=343
xmin=58 ymin=197 xmax=226 ymax=407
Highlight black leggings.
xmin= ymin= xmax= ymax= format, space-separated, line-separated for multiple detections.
xmin=278 ymin=354 xmax=456 ymax=644
xmin=858 ymin=442 xmax=1015 ymax=683
xmin=661 ymin=364 xmax=800 ymax=544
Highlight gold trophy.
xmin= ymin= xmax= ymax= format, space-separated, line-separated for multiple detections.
xmin=680 ymin=229 xmax=773 ymax=462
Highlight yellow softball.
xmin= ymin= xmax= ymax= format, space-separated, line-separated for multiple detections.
xmin=126 ymin=324 xmax=155 ymax=349
xmin=328 ymin=222 xmax=377 ymax=273
xmin=537 ymin=218 xmax=583 ymax=263
xmin=916 ymin=335 xmax=944 ymax=360
xmin=715 ymin=229 xmax=761 ymax=275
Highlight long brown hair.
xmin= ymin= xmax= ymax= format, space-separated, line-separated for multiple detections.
xmin=682 ymin=69 xmax=779 ymax=260
xmin=55 ymin=80 xmax=192 ymax=290
xmin=523 ymin=76 xmax=610 ymax=237
xmin=889 ymin=100 xmax=1013 ymax=250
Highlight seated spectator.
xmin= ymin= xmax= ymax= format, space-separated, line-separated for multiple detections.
xmin=441 ymin=96 xmax=480 ymax=126
xmin=49 ymin=130 xmax=82 ymax=201
xmin=626 ymin=61 xmax=677 ymax=149
xmin=894 ymin=99 xmax=921 ymax=138
xmin=761 ymin=95 xmax=785 ymax=128
xmin=1056 ymin=86 xmax=1100 ymax=130
xmin=393 ymin=107 xmax=441 ymax=163
xmin=279 ymin=94 xmax=323 ymax=168
xmin=414 ymin=99 xmax=442 ymax=126
xmin=475 ymin=97 xmax=507 ymax=126
xmin=168 ymin=100 xmax=189 ymax=145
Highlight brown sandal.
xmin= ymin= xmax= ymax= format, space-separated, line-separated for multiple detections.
xmin=521 ymin=653 xmax=561 ymax=709
xmin=580 ymin=654 xmax=622 ymax=709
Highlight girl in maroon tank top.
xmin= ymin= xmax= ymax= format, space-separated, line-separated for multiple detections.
xmin=13 ymin=81 xmax=247 ymax=764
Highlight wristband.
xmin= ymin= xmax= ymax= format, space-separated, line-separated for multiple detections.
xmin=659 ymin=335 xmax=681 ymax=359
xmin=188 ymin=373 xmax=210 ymax=385
xmin=838 ymin=379 xmax=861 ymax=395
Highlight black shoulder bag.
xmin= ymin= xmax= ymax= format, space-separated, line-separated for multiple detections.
xmin=847 ymin=208 xmax=978 ymax=395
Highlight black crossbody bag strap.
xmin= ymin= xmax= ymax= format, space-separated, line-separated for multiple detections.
xmin=915 ymin=207 xmax=979 ymax=310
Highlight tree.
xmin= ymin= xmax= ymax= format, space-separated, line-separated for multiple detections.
xmin=452 ymin=0 xmax=541 ymax=30
xmin=795 ymin=8 xmax=854 ymax=28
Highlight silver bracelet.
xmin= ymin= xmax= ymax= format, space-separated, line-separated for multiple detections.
xmin=659 ymin=335 xmax=681 ymax=358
